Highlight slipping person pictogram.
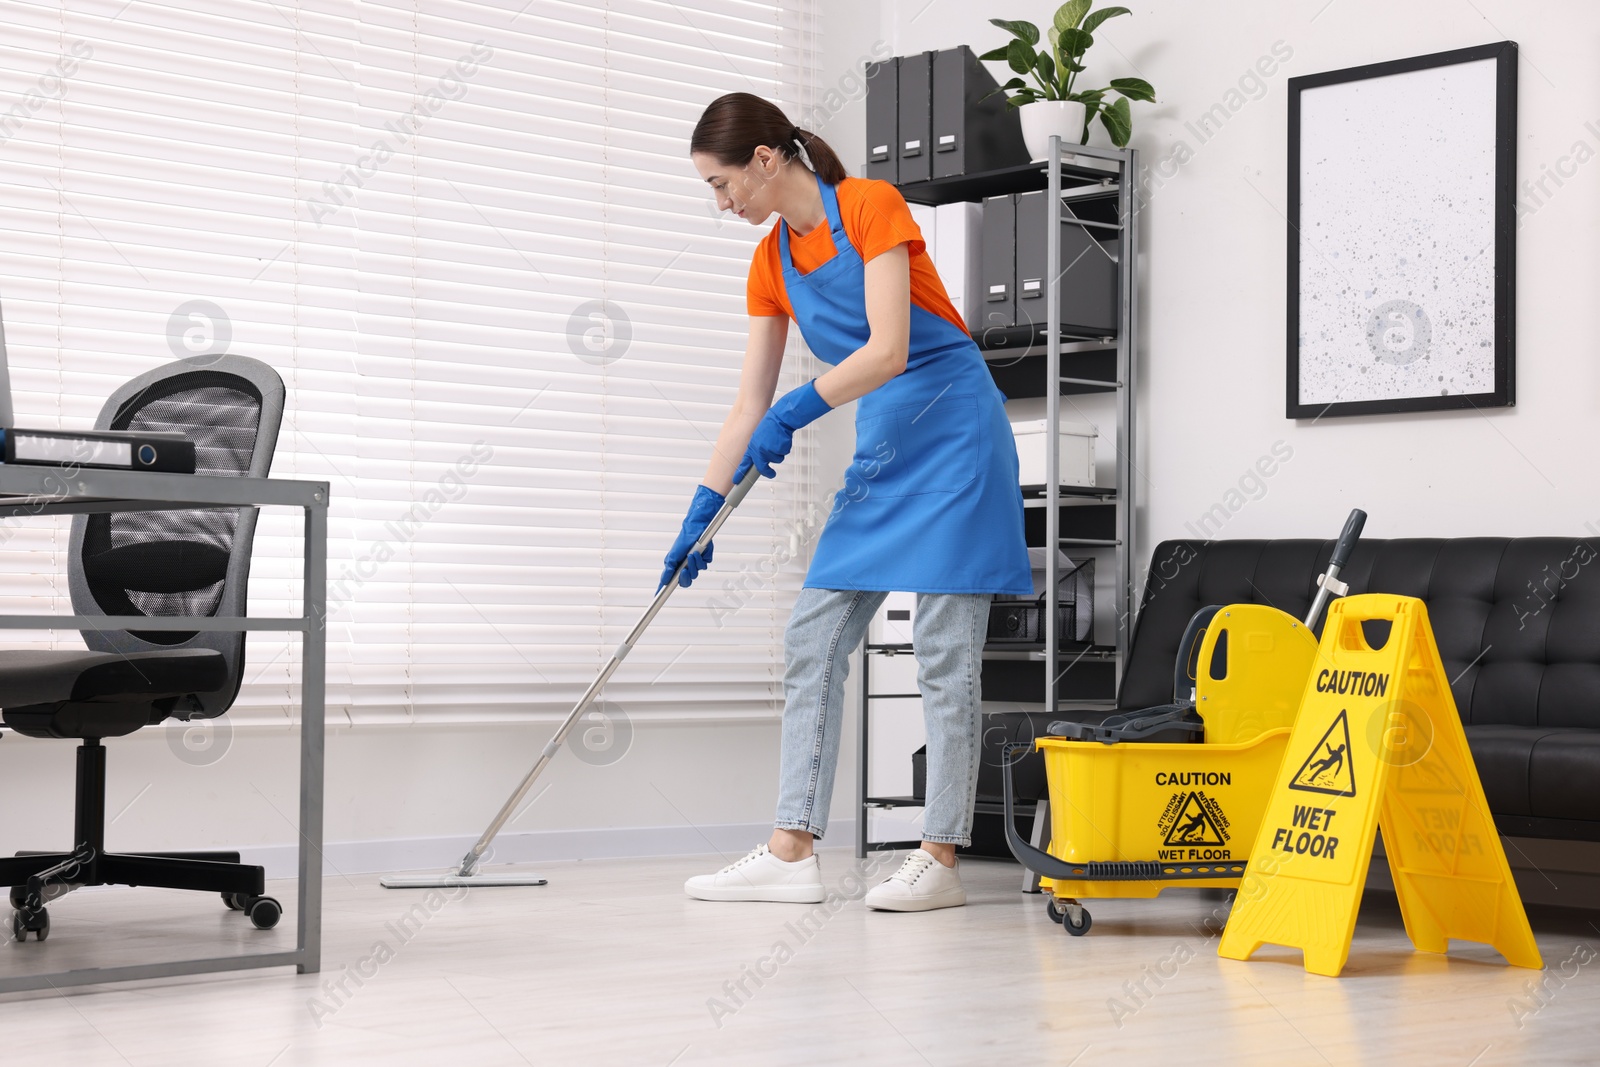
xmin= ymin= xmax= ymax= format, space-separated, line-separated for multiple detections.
xmin=1288 ymin=709 xmax=1357 ymax=797
xmin=1305 ymin=742 xmax=1346 ymax=785
xmin=1160 ymin=792 xmax=1228 ymax=848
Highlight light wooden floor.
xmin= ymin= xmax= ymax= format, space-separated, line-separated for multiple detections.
xmin=1 ymin=849 xmax=1597 ymax=1066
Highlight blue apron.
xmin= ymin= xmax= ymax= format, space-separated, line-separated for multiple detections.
xmin=781 ymin=173 xmax=1032 ymax=596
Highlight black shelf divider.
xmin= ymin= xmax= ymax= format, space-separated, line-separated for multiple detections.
xmin=897 ymin=158 xmax=1120 ymax=207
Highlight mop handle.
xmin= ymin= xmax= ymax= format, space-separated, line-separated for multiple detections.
xmin=1302 ymin=508 xmax=1366 ymax=630
xmin=456 ymin=467 xmax=763 ymax=876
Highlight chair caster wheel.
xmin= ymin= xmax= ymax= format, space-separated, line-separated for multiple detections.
xmin=245 ymin=896 xmax=282 ymax=930
xmin=11 ymin=907 xmax=49 ymax=942
xmin=9 ymin=886 xmax=28 ymax=911
xmin=1062 ymin=903 xmax=1092 ymax=936
xmin=222 ymin=892 xmax=244 ymax=911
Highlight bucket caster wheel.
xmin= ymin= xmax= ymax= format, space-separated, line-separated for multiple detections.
xmin=244 ymin=896 xmax=282 ymax=930
xmin=1061 ymin=903 xmax=1092 ymax=936
xmin=1045 ymin=898 xmax=1066 ymax=924
xmin=11 ymin=906 xmax=49 ymax=942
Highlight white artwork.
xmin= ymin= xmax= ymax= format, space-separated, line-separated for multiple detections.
xmin=1289 ymin=45 xmax=1515 ymax=417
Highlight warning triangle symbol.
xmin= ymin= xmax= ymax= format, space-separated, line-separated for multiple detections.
xmin=1288 ymin=709 xmax=1357 ymax=797
xmin=1162 ymin=792 xmax=1226 ymax=847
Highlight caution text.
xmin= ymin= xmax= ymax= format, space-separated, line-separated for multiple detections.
xmin=1315 ymin=669 xmax=1389 ymax=697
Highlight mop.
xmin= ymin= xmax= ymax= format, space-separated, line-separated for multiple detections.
xmin=381 ymin=468 xmax=762 ymax=889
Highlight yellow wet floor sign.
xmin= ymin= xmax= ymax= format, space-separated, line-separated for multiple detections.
xmin=1218 ymin=594 xmax=1542 ymax=977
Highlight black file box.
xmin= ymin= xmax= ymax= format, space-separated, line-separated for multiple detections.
xmin=979 ymin=193 xmax=1017 ymax=333
xmin=865 ymin=57 xmax=898 ymax=183
xmin=1014 ymin=189 xmax=1119 ymax=338
xmin=931 ymin=45 xmax=1030 ymax=179
xmin=896 ymin=51 xmax=933 ymax=185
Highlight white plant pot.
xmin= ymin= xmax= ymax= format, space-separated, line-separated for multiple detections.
xmin=1019 ymin=100 xmax=1087 ymax=161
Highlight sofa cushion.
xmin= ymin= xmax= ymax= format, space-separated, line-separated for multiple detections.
xmin=1526 ymin=730 xmax=1600 ymax=823
xmin=1462 ymin=725 xmax=1600 ymax=822
xmin=1461 ymin=724 xmax=1546 ymax=817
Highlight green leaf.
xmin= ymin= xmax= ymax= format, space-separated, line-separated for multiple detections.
xmin=1006 ymin=38 xmax=1038 ymax=75
xmin=1073 ymin=88 xmax=1106 ymax=103
xmin=982 ymin=82 xmax=1029 ymax=102
xmin=1100 ymin=95 xmax=1132 ymax=146
xmin=1047 ymin=26 xmax=1060 ymax=49
xmin=978 ymin=45 xmax=1010 ymax=62
xmin=1053 ymin=0 xmax=1091 ymax=32
xmin=1108 ymin=76 xmax=1156 ymax=102
xmin=1006 ymin=92 xmax=1042 ymax=108
xmin=1081 ymin=5 xmax=1131 ymax=34
xmin=1079 ymin=100 xmax=1102 ymax=143
xmin=1058 ymin=27 xmax=1094 ymax=58
xmin=1036 ymin=51 xmax=1057 ymax=94
xmin=989 ymin=18 xmax=1040 ymax=46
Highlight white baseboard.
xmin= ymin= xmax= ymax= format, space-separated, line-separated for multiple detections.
xmin=241 ymin=821 xmax=848 ymax=880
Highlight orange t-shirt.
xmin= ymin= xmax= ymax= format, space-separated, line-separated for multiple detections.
xmin=745 ymin=176 xmax=967 ymax=336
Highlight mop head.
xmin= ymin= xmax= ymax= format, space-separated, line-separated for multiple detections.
xmin=380 ymin=871 xmax=548 ymax=889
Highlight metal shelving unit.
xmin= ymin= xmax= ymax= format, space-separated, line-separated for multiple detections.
xmin=856 ymin=137 xmax=1140 ymax=859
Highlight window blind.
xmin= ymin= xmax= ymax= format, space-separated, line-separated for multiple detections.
xmin=0 ymin=0 xmax=822 ymax=727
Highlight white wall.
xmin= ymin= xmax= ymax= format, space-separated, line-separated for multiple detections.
xmin=886 ymin=0 xmax=1600 ymax=554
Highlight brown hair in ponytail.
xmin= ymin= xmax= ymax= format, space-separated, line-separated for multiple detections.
xmin=690 ymin=92 xmax=848 ymax=185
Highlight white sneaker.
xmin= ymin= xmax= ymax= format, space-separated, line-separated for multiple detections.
xmin=684 ymin=845 xmax=825 ymax=903
xmin=864 ymin=849 xmax=966 ymax=912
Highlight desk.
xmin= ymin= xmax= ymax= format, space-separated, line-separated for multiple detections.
xmin=0 ymin=464 xmax=328 ymax=994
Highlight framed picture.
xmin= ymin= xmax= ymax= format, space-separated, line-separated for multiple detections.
xmin=1286 ymin=42 xmax=1517 ymax=419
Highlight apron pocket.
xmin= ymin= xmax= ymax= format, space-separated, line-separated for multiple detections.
xmin=850 ymin=392 xmax=981 ymax=499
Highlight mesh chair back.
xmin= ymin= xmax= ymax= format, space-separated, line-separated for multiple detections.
xmin=67 ymin=355 xmax=285 ymax=718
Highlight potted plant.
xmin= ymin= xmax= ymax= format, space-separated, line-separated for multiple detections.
xmin=981 ymin=0 xmax=1155 ymax=159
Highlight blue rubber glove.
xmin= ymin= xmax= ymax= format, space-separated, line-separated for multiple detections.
xmin=659 ymin=484 xmax=726 ymax=590
xmin=734 ymin=380 xmax=833 ymax=483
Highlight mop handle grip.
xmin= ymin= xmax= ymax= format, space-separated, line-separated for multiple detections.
xmin=1302 ymin=508 xmax=1367 ymax=630
xmin=1329 ymin=509 xmax=1367 ymax=570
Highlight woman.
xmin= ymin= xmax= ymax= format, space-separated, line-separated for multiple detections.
xmin=666 ymin=93 xmax=1031 ymax=912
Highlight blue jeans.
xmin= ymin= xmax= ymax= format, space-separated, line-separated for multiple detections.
xmin=773 ymin=588 xmax=992 ymax=846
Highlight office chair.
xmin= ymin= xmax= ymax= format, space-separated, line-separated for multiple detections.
xmin=0 ymin=354 xmax=286 ymax=941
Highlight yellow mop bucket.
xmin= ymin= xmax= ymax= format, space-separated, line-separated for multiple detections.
xmin=1034 ymin=722 xmax=1293 ymax=893
xmin=1004 ymin=511 xmax=1366 ymax=935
